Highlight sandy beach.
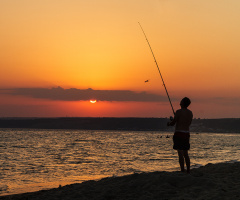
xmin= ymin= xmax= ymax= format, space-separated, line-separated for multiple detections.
xmin=1 ymin=162 xmax=239 ymax=200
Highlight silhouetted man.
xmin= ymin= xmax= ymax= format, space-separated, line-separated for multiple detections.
xmin=167 ymin=97 xmax=193 ymax=173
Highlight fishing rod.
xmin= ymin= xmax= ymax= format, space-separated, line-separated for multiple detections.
xmin=138 ymin=22 xmax=175 ymax=116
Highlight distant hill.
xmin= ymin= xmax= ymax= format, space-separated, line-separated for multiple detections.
xmin=0 ymin=117 xmax=239 ymax=133
xmin=191 ymin=118 xmax=240 ymax=133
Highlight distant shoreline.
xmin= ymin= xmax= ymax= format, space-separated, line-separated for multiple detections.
xmin=0 ymin=117 xmax=240 ymax=133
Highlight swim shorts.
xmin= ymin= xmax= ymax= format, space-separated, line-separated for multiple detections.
xmin=173 ymin=132 xmax=190 ymax=150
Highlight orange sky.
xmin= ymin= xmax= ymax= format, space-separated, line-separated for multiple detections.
xmin=1 ymin=0 xmax=240 ymax=118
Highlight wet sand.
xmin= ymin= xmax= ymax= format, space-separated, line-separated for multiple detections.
xmin=1 ymin=162 xmax=239 ymax=200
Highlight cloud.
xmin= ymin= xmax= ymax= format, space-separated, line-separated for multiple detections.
xmin=2 ymin=87 xmax=167 ymax=102
xmin=192 ymin=96 xmax=240 ymax=106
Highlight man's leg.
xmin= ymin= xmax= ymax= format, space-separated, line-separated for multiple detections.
xmin=183 ymin=150 xmax=190 ymax=173
xmin=177 ymin=150 xmax=185 ymax=172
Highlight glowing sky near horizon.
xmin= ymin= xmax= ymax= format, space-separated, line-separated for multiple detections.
xmin=0 ymin=0 xmax=240 ymax=118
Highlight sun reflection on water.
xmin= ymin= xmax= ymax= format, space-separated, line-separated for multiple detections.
xmin=0 ymin=129 xmax=240 ymax=196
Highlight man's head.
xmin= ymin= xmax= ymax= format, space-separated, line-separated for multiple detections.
xmin=180 ymin=97 xmax=191 ymax=108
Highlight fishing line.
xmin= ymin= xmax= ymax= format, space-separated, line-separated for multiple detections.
xmin=138 ymin=22 xmax=175 ymax=116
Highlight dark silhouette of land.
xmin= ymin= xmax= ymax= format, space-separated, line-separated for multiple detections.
xmin=0 ymin=117 xmax=240 ymax=133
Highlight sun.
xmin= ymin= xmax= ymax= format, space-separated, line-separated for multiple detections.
xmin=90 ymin=100 xmax=97 ymax=104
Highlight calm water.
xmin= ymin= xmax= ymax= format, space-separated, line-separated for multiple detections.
xmin=0 ymin=129 xmax=240 ymax=196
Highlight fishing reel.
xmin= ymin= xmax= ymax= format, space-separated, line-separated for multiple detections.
xmin=167 ymin=116 xmax=174 ymax=126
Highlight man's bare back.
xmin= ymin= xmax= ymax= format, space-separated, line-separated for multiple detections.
xmin=174 ymin=108 xmax=193 ymax=132
xmin=167 ymin=99 xmax=193 ymax=131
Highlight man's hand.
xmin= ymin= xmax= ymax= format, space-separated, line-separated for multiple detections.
xmin=167 ymin=116 xmax=174 ymax=126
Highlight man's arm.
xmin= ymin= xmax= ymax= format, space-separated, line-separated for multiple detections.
xmin=167 ymin=111 xmax=178 ymax=126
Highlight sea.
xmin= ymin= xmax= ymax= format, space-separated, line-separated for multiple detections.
xmin=0 ymin=128 xmax=240 ymax=196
